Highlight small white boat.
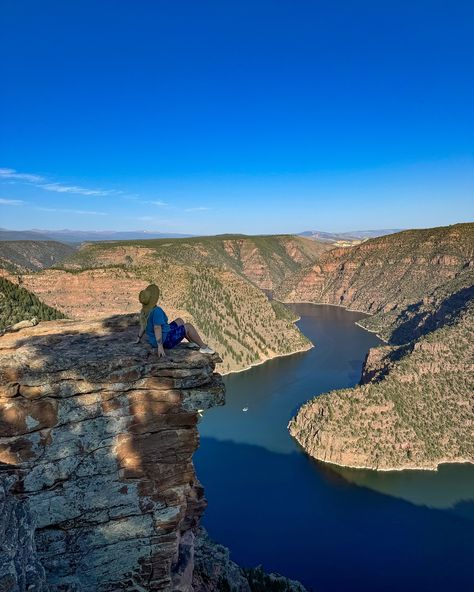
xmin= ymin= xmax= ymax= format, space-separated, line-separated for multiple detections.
xmin=242 ymin=407 xmax=248 ymax=412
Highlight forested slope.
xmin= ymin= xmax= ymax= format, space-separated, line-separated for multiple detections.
xmin=0 ymin=276 xmax=65 ymax=331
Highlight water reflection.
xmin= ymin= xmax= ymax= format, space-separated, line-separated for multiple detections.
xmin=327 ymin=462 xmax=474 ymax=512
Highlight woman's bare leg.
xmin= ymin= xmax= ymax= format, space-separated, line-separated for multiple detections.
xmin=173 ymin=318 xmax=194 ymax=344
xmin=184 ymin=322 xmax=206 ymax=348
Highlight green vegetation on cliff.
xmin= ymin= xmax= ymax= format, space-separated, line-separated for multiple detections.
xmin=289 ymin=298 xmax=474 ymax=470
xmin=129 ymin=259 xmax=311 ymax=372
xmin=0 ymin=277 xmax=65 ymax=331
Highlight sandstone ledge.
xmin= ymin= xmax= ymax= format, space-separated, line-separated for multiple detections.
xmin=0 ymin=314 xmax=224 ymax=591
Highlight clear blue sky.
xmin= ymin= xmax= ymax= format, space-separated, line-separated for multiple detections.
xmin=0 ymin=0 xmax=473 ymax=234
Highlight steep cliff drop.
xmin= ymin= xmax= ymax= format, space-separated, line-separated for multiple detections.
xmin=0 ymin=314 xmax=225 ymax=591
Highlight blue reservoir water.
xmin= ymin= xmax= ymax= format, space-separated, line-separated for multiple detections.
xmin=195 ymin=304 xmax=474 ymax=592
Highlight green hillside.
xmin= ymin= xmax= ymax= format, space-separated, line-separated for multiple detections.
xmin=0 ymin=277 xmax=66 ymax=331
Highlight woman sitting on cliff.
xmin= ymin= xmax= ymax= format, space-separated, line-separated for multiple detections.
xmin=135 ymin=283 xmax=214 ymax=358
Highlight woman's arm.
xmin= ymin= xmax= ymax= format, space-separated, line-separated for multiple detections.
xmin=135 ymin=326 xmax=146 ymax=344
xmin=136 ymin=310 xmax=148 ymax=344
xmin=154 ymin=325 xmax=166 ymax=358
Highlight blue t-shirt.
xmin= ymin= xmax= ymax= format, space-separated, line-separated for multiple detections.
xmin=146 ymin=306 xmax=170 ymax=347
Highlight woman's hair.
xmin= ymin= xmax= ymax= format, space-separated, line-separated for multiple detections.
xmin=139 ymin=309 xmax=150 ymax=331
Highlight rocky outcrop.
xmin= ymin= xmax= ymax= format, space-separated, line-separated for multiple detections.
xmin=289 ymin=300 xmax=474 ymax=470
xmin=0 ymin=315 xmax=224 ymax=591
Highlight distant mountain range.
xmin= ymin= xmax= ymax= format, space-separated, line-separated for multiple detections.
xmin=299 ymin=229 xmax=403 ymax=243
xmin=0 ymin=228 xmax=192 ymax=243
xmin=0 ymin=227 xmax=403 ymax=245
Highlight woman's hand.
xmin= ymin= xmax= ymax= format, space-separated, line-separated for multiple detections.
xmin=157 ymin=344 xmax=167 ymax=358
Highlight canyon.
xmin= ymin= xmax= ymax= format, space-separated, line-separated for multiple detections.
xmin=283 ymin=223 xmax=474 ymax=470
xmin=1 ymin=224 xmax=473 ymax=468
xmin=0 ymin=222 xmax=473 ymax=591
xmin=1 ymin=235 xmax=326 ymax=373
xmin=0 ymin=240 xmax=75 ymax=273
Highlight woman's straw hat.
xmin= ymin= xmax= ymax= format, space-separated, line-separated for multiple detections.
xmin=139 ymin=284 xmax=160 ymax=314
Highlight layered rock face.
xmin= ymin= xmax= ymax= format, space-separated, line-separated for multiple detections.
xmin=278 ymin=223 xmax=474 ymax=340
xmin=286 ymin=224 xmax=474 ymax=471
xmin=0 ymin=315 xmax=224 ymax=591
xmin=0 ymin=473 xmax=48 ymax=591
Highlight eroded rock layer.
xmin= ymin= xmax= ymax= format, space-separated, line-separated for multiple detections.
xmin=0 ymin=315 xmax=224 ymax=591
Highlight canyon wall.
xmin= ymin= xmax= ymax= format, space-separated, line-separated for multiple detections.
xmin=0 ymin=241 xmax=75 ymax=274
xmin=289 ymin=299 xmax=474 ymax=470
xmin=286 ymin=224 xmax=474 ymax=471
xmin=0 ymin=315 xmax=224 ymax=591
xmin=278 ymin=223 xmax=474 ymax=341
xmin=6 ymin=263 xmax=312 ymax=374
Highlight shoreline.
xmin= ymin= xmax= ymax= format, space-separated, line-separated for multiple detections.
xmin=219 ymin=298 xmax=390 ymax=376
xmin=297 ymin=443 xmax=474 ymax=473
xmin=277 ymin=296 xmax=391 ymax=344
xmin=354 ymin=320 xmax=389 ymax=344
xmin=275 ymin=297 xmax=374 ymax=315
xmin=220 ymin=341 xmax=314 ymax=376
xmin=284 ymin=300 xmax=470 ymax=474
xmin=219 ymin=300 xmax=313 ymax=376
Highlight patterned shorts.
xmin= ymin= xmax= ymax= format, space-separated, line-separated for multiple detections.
xmin=163 ymin=321 xmax=186 ymax=349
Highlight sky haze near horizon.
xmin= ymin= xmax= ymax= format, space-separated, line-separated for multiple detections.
xmin=1 ymin=1 xmax=473 ymax=235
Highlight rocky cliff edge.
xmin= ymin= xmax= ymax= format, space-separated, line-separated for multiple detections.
xmin=0 ymin=314 xmax=224 ymax=591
